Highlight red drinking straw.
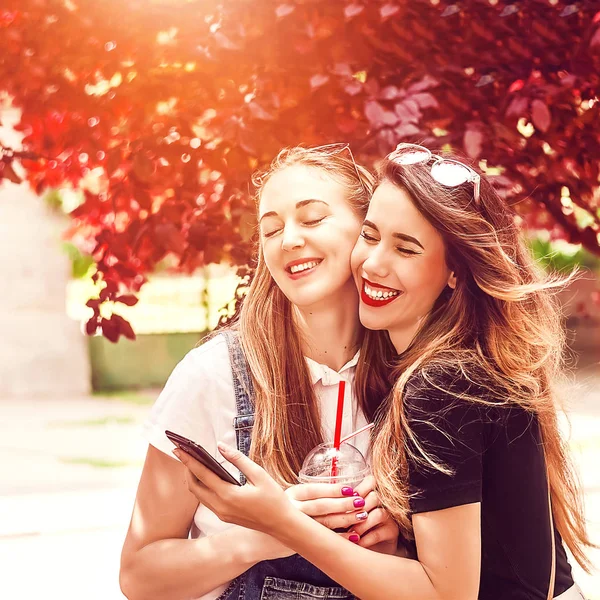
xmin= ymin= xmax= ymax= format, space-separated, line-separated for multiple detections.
xmin=331 ymin=380 xmax=346 ymax=479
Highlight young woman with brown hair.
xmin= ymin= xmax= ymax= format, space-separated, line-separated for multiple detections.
xmin=176 ymin=143 xmax=594 ymax=599
xmin=119 ymin=145 xmax=398 ymax=600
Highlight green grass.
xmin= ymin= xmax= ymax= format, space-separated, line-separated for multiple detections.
xmin=91 ymin=389 xmax=157 ymax=405
xmin=59 ymin=457 xmax=143 ymax=468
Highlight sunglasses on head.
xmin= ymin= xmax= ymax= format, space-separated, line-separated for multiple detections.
xmin=387 ymin=143 xmax=481 ymax=205
xmin=310 ymin=142 xmax=369 ymax=197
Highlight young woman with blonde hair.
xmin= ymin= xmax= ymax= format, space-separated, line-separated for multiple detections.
xmin=120 ymin=145 xmax=398 ymax=600
xmin=176 ymin=143 xmax=594 ymax=599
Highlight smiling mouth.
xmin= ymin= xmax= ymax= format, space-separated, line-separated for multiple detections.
xmin=285 ymin=259 xmax=323 ymax=279
xmin=360 ymin=278 xmax=402 ymax=307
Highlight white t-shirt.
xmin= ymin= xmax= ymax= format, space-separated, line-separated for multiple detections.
xmin=143 ymin=334 xmax=369 ymax=600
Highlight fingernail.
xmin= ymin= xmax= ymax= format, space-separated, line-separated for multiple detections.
xmin=172 ymin=448 xmax=181 ymax=458
xmin=352 ymin=491 xmax=360 ymax=497
xmin=341 ymin=486 xmax=354 ymax=496
xmin=353 ymin=497 xmax=365 ymax=508
xmin=349 ymin=533 xmax=360 ymax=543
xmin=356 ymin=511 xmax=368 ymax=521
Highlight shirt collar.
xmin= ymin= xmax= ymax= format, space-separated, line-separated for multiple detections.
xmin=305 ymin=350 xmax=360 ymax=387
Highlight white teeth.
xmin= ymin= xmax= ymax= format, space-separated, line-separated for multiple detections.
xmin=290 ymin=261 xmax=319 ymax=274
xmin=364 ymin=284 xmax=400 ymax=301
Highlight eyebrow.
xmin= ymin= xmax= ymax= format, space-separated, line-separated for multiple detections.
xmin=258 ymin=199 xmax=329 ymax=224
xmin=363 ymin=219 xmax=424 ymax=250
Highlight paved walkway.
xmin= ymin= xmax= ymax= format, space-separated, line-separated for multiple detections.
xmin=0 ymin=365 xmax=599 ymax=600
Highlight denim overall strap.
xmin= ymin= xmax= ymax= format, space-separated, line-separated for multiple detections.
xmin=221 ymin=330 xmax=255 ymax=484
xmin=218 ymin=331 xmax=355 ymax=600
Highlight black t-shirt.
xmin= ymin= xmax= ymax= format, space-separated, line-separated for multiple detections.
xmin=404 ymin=370 xmax=574 ymax=599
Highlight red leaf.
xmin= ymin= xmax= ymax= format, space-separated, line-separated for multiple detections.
xmin=464 ymin=128 xmax=484 ymax=159
xmin=275 ymin=4 xmax=295 ymax=18
xmin=85 ymin=316 xmax=100 ymax=336
xmin=111 ymin=237 xmax=130 ymax=261
xmin=106 ymin=148 xmax=121 ymax=175
xmin=115 ymin=294 xmax=139 ymax=306
xmin=344 ymin=81 xmax=362 ymax=96
xmin=86 ymin=298 xmax=101 ymax=310
xmin=394 ymin=123 xmax=420 ymax=139
xmin=154 ymin=223 xmax=186 ymax=254
xmin=101 ymin=315 xmax=120 ymax=343
xmin=508 ymin=79 xmax=525 ymax=93
xmin=380 ymin=4 xmax=400 ymax=19
xmin=335 ymin=113 xmax=358 ymax=134
xmin=113 ymin=262 xmax=139 ymax=279
xmin=506 ymin=96 xmax=529 ymax=119
xmin=132 ymin=153 xmax=155 ymax=183
xmin=395 ymin=99 xmax=421 ymax=123
xmin=248 ymin=101 xmax=275 ymax=121
xmin=531 ymin=99 xmax=551 ymax=133
xmin=213 ymin=31 xmax=240 ymax=50
xmin=345 ymin=4 xmax=364 ymax=19
xmin=310 ymin=74 xmax=330 ymax=90
xmin=365 ymin=100 xmax=398 ymax=126
xmin=411 ymin=92 xmax=439 ymax=110
xmin=112 ymin=314 xmax=136 ymax=340
xmin=407 ymin=75 xmax=439 ymax=94
xmin=133 ymin=187 xmax=152 ymax=210
xmin=331 ymin=63 xmax=353 ymax=77
xmin=379 ymin=85 xmax=401 ymax=100
xmin=0 ymin=161 xmax=22 ymax=183
xmin=99 ymin=279 xmax=118 ymax=301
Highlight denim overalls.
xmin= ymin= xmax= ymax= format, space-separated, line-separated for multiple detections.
xmin=217 ymin=331 xmax=356 ymax=600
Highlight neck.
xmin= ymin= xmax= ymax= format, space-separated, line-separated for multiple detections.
xmin=388 ymin=319 xmax=424 ymax=355
xmin=293 ymin=281 xmax=361 ymax=371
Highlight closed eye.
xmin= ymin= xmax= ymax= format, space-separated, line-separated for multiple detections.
xmin=360 ymin=231 xmax=378 ymax=242
xmin=263 ymin=228 xmax=282 ymax=238
xmin=396 ymin=247 xmax=420 ymax=256
xmin=303 ymin=217 xmax=325 ymax=226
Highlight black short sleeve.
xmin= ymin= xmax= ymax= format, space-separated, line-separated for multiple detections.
xmin=404 ymin=372 xmax=485 ymax=514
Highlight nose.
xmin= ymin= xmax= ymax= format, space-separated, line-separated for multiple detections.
xmin=361 ymin=244 xmax=390 ymax=280
xmin=281 ymin=223 xmax=305 ymax=252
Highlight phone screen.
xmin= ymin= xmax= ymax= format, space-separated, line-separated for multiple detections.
xmin=165 ymin=430 xmax=241 ymax=486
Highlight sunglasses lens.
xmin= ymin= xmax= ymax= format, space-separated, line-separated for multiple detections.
xmin=431 ymin=162 xmax=470 ymax=187
xmin=395 ymin=149 xmax=431 ymax=165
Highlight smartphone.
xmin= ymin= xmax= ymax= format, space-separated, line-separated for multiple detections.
xmin=165 ymin=430 xmax=241 ymax=486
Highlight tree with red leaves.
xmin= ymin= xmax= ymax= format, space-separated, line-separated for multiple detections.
xmin=1 ymin=0 xmax=599 ymax=341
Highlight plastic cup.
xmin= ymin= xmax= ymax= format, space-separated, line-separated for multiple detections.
xmin=298 ymin=442 xmax=370 ymax=488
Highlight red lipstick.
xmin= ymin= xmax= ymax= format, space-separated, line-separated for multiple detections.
xmin=360 ymin=278 xmax=402 ymax=308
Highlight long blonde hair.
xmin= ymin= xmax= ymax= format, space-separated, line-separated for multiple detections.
xmin=229 ymin=146 xmax=396 ymax=485
xmin=370 ymin=153 xmax=594 ymax=571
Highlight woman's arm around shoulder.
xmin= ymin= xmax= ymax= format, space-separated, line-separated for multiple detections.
xmin=176 ymin=442 xmax=483 ymax=600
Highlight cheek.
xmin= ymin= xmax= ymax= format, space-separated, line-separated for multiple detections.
xmin=260 ymin=241 xmax=280 ymax=276
xmin=350 ymin=243 xmax=365 ymax=274
xmin=408 ymin=259 xmax=450 ymax=297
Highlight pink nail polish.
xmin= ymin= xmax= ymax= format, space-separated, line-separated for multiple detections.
xmin=349 ymin=533 xmax=360 ymax=543
xmin=356 ymin=511 xmax=368 ymax=521
xmin=352 ymin=491 xmax=360 ymax=497
xmin=353 ymin=497 xmax=365 ymax=508
xmin=341 ymin=486 xmax=354 ymax=496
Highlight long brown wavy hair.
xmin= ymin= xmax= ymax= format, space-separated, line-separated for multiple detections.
xmin=225 ymin=146 xmax=396 ymax=486
xmin=370 ymin=151 xmax=594 ymax=571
